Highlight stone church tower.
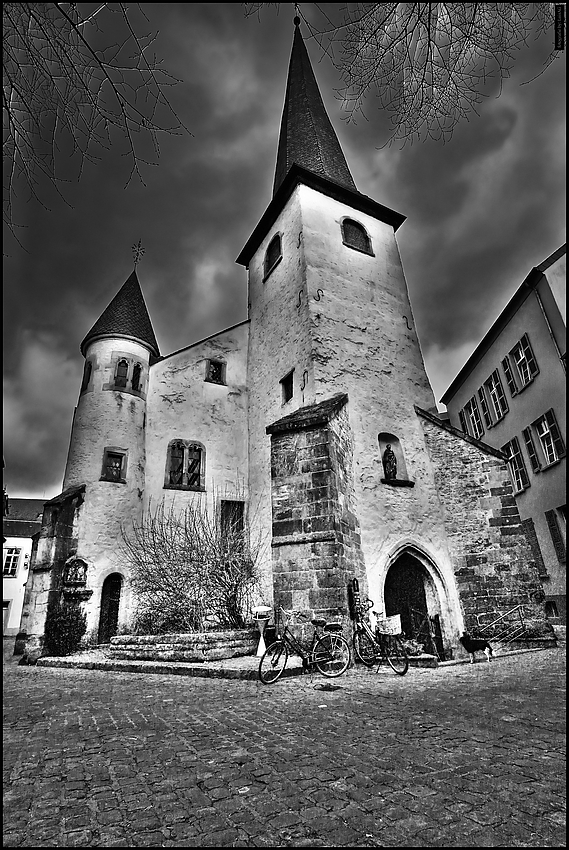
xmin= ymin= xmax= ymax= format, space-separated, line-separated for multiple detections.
xmin=20 ymin=19 xmax=551 ymax=658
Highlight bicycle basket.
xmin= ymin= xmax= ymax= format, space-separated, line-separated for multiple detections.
xmin=375 ymin=614 xmax=402 ymax=635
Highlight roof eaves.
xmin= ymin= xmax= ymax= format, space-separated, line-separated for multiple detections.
xmin=415 ymin=405 xmax=507 ymax=460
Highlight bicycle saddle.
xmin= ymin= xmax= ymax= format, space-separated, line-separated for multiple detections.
xmin=311 ymin=618 xmax=326 ymax=628
xmin=324 ymin=623 xmax=343 ymax=632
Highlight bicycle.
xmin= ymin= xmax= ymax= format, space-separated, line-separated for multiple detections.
xmin=352 ymin=599 xmax=409 ymax=676
xmin=258 ymin=607 xmax=351 ymax=684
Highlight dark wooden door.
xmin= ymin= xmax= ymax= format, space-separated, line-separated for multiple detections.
xmin=384 ymin=555 xmax=428 ymax=638
xmin=98 ymin=574 xmax=122 ymax=644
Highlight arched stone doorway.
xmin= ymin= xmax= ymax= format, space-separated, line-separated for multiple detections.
xmin=384 ymin=552 xmax=446 ymax=659
xmin=98 ymin=574 xmax=123 ymax=644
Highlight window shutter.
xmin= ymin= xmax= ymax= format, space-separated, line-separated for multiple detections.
xmin=459 ymin=409 xmax=467 ymax=434
xmin=478 ymin=387 xmax=492 ymax=427
xmin=513 ymin=437 xmax=529 ymax=489
xmin=521 ymin=518 xmax=548 ymax=576
xmin=544 ymin=409 xmax=565 ymax=458
xmin=501 ymin=357 xmax=517 ymax=396
xmin=522 ymin=427 xmax=541 ymax=472
xmin=545 ymin=510 xmax=566 ymax=563
xmin=521 ymin=334 xmax=538 ymax=378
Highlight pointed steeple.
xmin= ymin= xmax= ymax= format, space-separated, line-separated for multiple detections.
xmin=273 ymin=18 xmax=357 ymax=196
xmin=80 ymin=269 xmax=160 ymax=357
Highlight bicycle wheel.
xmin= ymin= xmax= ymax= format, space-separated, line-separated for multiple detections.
xmin=259 ymin=640 xmax=289 ymax=684
xmin=314 ymin=633 xmax=351 ymax=677
xmin=353 ymin=629 xmax=378 ymax=667
xmin=384 ymin=635 xmax=409 ymax=676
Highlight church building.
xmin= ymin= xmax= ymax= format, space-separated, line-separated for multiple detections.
xmin=21 ymin=20 xmax=552 ymax=658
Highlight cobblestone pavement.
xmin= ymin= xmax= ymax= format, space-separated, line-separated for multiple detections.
xmin=3 ymin=647 xmax=566 ymax=848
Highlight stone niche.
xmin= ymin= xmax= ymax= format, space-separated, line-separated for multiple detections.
xmin=266 ymin=393 xmax=366 ymax=638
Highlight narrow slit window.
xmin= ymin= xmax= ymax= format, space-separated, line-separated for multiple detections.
xmin=280 ymin=370 xmax=294 ymax=404
xmin=80 ymin=360 xmax=92 ymax=393
xmin=131 ymin=363 xmax=142 ymax=392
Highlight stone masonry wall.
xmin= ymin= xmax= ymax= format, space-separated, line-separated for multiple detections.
xmin=268 ymin=395 xmax=366 ymax=638
xmin=418 ymin=409 xmax=552 ymax=637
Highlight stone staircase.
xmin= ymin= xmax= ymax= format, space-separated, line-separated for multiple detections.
xmin=106 ymin=629 xmax=258 ymax=663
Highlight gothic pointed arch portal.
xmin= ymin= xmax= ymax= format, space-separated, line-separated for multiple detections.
xmin=98 ymin=573 xmax=123 ymax=644
xmin=383 ymin=551 xmax=447 ymax=660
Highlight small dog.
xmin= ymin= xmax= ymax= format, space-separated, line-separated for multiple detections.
xmin=459 ymin=632 xmax=493 ymax=664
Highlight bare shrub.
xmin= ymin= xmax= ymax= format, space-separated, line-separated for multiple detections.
xmin=120 ymin=492 xmax=262 ymax=633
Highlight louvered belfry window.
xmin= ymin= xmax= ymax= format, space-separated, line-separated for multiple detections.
xmin=341 ymin=219 xmax=372 ymax=255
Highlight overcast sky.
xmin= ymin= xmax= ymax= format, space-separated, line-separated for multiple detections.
xmin=3 ymin=3 xmax=566 ymax=500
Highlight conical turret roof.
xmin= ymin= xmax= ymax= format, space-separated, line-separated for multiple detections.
xmin=273 ymin=19 xmax=357 ymax=196
xmin=80 ymin=269 xmax=160 ymax=357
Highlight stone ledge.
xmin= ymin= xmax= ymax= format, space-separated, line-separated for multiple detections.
xmin=380 ymin=478 xmax=415 ymax=488
xmin=272 ymin=531 xmax=336 ymax=547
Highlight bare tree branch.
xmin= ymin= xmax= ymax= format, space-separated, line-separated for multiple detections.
xmin=243 ymin=3 xmax=558 ymax=145
xmin=3 ymin=3 xmax=189 ymax=234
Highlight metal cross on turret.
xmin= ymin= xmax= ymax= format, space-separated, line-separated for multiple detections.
xmin=132 ymin=239 xmax=145 ymax=266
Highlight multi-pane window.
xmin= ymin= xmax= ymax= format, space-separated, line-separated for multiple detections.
xmin=205 ymin=360 xmax=225 ymax=385
xmin=477 ymin=387 xmax=492 ymax=428
xmin=484 ymin=370 xmax=508 ymax=421
xmin=502 ymin=438 xmax=529 ymax=493
xmin=264 ymin=234 xmax=282 ymax=279
xmin=101 ymin=450 xmax=127 ymax=482
xmin=535 ymin=409 xmax=565 ymax=466
xmin=341 ymin=219 xmax=373 ymax=255
xmin=463 ymin=396 xmax=484 ymax=439
xmin=510 ymin=334 xmax=538 ymax=387
xmin=166 ymin=441 xmax=204 ymax=490
xmin=501 ymin=356 xmax=518 ymax=396
xmin=3 ymin=547 xmax=21 ymax=577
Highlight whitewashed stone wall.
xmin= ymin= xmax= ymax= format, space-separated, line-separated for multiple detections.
xmin=145 ymin=321 xmax=249 ymax=529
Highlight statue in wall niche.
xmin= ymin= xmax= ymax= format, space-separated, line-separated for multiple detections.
xmin=382 ymin=444 xmax=397 ymax=480
xmin=64 ymin=559 xmax=87 ymax=584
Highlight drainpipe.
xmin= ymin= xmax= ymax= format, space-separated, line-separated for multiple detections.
xmin=533 ymin=287 xmax=566 ymax=373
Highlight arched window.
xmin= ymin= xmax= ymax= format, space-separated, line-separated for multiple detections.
xmin=80 ymin=360 xmax=92 ymax=393
xmin=165 ymin=441 xmax=205 ymax=491
xmin=114 ymin=359 xmax=129 ymax=388
xmin=341 ymin=219 xmax=373 ymax=255
xmin=264 ymin=234 xmax=282 ymax=279
xmin=131 ymin=363 xmax=142 ymax=392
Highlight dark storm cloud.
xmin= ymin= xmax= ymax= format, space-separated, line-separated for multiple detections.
xmin=2 ymin=4 xmax=565 ymax=496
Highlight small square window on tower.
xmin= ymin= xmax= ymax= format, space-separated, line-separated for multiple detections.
xmin=101 ymin=448 xmax=127 ymax=483
xmin=280 ymin=370 xmax=294 ymax=404
xmin=205 ymin=359 xmax=225 ymax=385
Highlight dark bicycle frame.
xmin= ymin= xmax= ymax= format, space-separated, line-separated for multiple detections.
xmin=274 ymin=607 xmax=343 ymax=668
xmin=352 ymin=599 xmax=409 ymax=674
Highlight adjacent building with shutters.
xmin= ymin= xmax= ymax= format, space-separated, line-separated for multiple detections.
xmin=3 ymin=498 xmax=44 ymax=636
xmin=20 ymin=19 xmax=558 ymax=657
xmin=441 ymin=245 xmax=566 ymax=624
